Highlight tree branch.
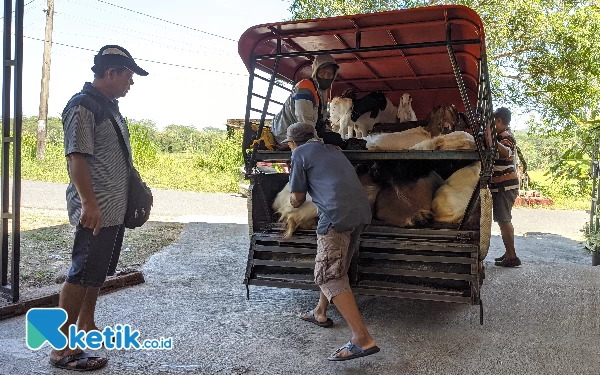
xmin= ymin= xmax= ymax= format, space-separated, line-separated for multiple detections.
xmin=490 ymin=48 xmax=531 ymax=60
xmin=499 ymin=72 xmax=528 ymax=84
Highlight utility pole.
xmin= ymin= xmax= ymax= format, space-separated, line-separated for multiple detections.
xmin=36 ymin=0 xmax=54 ymax=160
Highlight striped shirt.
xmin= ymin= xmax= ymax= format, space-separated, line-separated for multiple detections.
xmin=490 ymin=129 xmax=519 ymax=193
xmin=62 ymin=83 xmax=130 ymax=227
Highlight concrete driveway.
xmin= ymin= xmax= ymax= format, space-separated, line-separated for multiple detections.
xmin=1 ymin=183 xmax=599 ymax=374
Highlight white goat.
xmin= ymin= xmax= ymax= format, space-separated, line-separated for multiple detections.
xmin=272 ymin=183 xmax=318 ymax=238
xmin=364 ymin=104 xmax=459 ymax=151
xmin=364 ymin=127 xmax=432 ymax=150
xmin=329 ymin=96 xmax=355 ymax=139
xmin=272 ymin=182 xmax=319 ymax=238
xmin=397 ymin=93 xmax=417 ymax=122
xmin=409 ymin=131 xmax=476 ymax=151
xmin=432 ymin=162 xmax=481 ymax=223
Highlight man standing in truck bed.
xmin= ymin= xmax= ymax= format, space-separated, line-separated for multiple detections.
xmin=284 ymin=122 xmax=380 ymax=361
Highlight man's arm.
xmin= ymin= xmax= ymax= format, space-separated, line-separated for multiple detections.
xmin=67 ymin=153 xmax=102 ymax=235
xmin=294 ymin=81 xmax=318 ymax=126
xmin=63 ymin=106 xmax=102 ymax=235
xmin=290 ymin=192 xmax=306 ymax=208
xmin=497 ymin=142 xmax=512 ymax=158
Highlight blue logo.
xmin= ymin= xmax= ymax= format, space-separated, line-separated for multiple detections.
xmin=26 ymin=308 xmax=68 ymax=350
xmin=26 ymin=308 xmax=173 ymax=350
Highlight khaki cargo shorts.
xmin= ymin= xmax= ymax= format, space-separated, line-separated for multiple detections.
xmin=314 ymin=225 xmax=363 ymax=301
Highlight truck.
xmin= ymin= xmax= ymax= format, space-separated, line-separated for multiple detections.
xmin=237 ymin=5 xmax=497 ymax=324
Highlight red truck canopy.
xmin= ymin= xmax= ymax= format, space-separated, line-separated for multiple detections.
xmin=238 ymin=5 xmax=486 ymax=119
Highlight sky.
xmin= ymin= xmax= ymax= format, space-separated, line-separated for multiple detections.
xmin=0 ymin=0 xmax=292 ymax=129
xmin=0 ymin=0 xmax=529 ymax=131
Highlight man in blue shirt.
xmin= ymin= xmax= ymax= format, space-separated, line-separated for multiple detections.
xmin=285 ymin=122 xmax=379 ymax=361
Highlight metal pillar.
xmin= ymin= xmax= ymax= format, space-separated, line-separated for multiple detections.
xmin=0 ymin=0 xmax=24 ymax=303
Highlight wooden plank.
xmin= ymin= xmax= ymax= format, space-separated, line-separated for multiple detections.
xmin=253 ymin=260 xmax=315 ymax=269
xmin=248 ymin=279 xmax=320 ymax=291
xmin=358 ymin=266 xmax=475 ymax=281
xmin=360 ymin=239 xmax=477 ymax=253
xmin=0 ymin=271 xmax=145 ymax=321
xmin=356 ymin=280 xmax=466 ymax=295
xmin=254 ymin=233 xmax=317 ymax=245
xmin=359 ymin=252 xmax=476 ymax=264
xmin=253 ymin=245 xmax=317 ymax=255
xmin=351 ymin=287 xmax=473 ymax=304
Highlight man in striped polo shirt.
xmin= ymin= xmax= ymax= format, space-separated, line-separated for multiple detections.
xmin=490 ymin=107 xmax=521 ymax=267
xmin=49 ymin=45 xmax=148 ymax=371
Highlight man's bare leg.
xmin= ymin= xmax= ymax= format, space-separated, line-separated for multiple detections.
xmin=301 ymin=291 xmax=329 ymax=323
xmin=49 ymin=282 xmax=105 ymax=369
xmin=498 ymin=221 xmax=517 ymax=259
xmin=329 ymin=291 xmax=376 ymax=359
xmin=77 ymin=287 xmax=101 ymax=332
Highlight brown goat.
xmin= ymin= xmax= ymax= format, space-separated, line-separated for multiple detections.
xmin=423 ymin=104 xmax=459 ymax=136
xmin=375 ymin=170 xmax=445 ymax=227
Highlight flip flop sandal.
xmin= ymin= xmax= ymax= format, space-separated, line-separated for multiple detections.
xmin=328 ymin=341 xmax=380 ymax=361
xmin=299 ymin=310 xmax=333 ymax=328
xmin=49 ymin=351 xmax=108 ymax=371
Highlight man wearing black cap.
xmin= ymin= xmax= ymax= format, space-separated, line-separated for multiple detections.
xmin=490 ymin=107 xmax=521 ymax=267
xmin=49 ymin=45 xmax=148 ymax=371
xmin=285 ymin=122 xmax=379 ymax=361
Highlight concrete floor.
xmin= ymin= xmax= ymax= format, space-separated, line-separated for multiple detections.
xmin=1 ymin=208 xmax=599 ymax=374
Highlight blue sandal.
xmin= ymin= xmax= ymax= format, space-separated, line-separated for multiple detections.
xmin=328 ymin=341 xmax=380 ymax=361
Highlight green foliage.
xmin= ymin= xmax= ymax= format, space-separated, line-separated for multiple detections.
xmin=21 ymin=132 xmax=69 ymax=183
xmin=127 ymin=119 xmax=159 ymax=169
xmin=582 ymin=222 xmax=600 ymax=252
xmin=527 ymin=170 xmax=590 ymax=210
xmin=513 ymin=129 xmax=592 ymax=197
xmin=18 ymin=116 xmax=244 ymax=193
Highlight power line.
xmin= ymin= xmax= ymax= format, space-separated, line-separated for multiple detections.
xmin=52 ymin=11 xmax=237 ymax=56
xmin=0 ymin=0 xmax=39 ymax=19
xmin=94 ymin=0 xmax=238 ymax=43
xmin=51 ymin=12 xmax=237 ymax=58
xmin=23 ymin=35 xmax=249 ymax=77
xmin=47 ymin=48 xmax=251 ymax=89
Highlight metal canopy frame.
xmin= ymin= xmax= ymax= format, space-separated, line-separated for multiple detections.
xmin=238 ymin=5 xmax=496 ymax=178
xmin=1 ymin=0 xmax=24 ymax=303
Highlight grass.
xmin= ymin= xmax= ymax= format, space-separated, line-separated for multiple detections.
xmin=20 ymin=131 xmax=243 ymax=193
xmin=9 ymin=207 xmax=185 ymax=292
xmin=526 ymin=170 xmax=590 ymax=210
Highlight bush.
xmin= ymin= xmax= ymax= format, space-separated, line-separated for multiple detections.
xmin=128 ymin=119 xmax=159 ymax=169
xmin=13 ymin=116 xmax=246 ymax=193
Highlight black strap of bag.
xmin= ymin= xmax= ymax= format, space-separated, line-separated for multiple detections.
xmin=93 ymin=97 xmax=153 ymax=229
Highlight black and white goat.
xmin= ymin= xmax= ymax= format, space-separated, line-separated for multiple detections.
xmin=330 ymin=91 xmax=397 ymax=139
